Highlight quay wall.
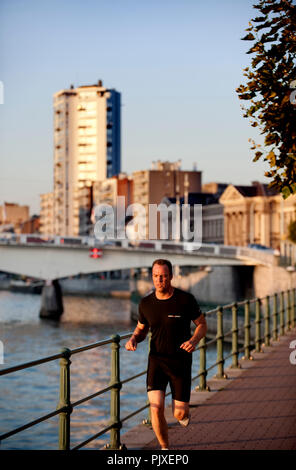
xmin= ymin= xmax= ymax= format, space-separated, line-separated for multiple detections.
xmin=132 ymin=266 xmax=254 ymax=304
xmin=59 ymin=277 xmax=130 ymax=298
xmin=132 ymin=264 xmax=296 ymax=304
xmin=0 ymin=277 xmax=131 ymax=298
xmin=1 ymin=263 xmax=295 ymax=305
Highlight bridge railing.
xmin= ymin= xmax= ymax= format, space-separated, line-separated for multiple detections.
xmin=0 ymin=288 xmax=295 ymax=450
xmin=0 ymin=232 xmax=278 ymax=266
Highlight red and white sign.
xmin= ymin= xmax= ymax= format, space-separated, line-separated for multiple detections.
xmin=89 ymin=248 xmax=103 ymax=259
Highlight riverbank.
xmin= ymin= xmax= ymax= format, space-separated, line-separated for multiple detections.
xmin=0 ymin=276 xmax=131 ymax=299
xmin=0 ymin=277 xmax=251 ymax=342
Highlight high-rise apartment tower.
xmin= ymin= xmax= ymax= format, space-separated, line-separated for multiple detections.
xmin=53 ymin=80 xmax=121 ymax=236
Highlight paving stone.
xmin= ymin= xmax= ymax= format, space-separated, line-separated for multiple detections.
xmin=122 ymin=328 xmax=296 ymax=450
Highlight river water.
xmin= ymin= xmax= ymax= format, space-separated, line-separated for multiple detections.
xmin=0 ymin=291 xmax=232 ymax=450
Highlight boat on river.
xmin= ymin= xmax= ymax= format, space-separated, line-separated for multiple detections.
xmin=9 ymin=280 xmax=44 ymax=294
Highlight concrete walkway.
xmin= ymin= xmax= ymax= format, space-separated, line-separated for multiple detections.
xmin=122 ymin=328 xmax=296 ymax=450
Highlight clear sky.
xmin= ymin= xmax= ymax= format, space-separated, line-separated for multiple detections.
xmin=0 ymin=0 xmax=270 ymax=214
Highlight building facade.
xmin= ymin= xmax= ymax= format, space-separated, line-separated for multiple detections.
xmin=131 ymin=161 xmax=202 ymax=239
xmin=200 ymin=183 xmax=227 ymax=244
xmin=53 ymin=80 xmax=121 ymax=236
xmin=219 ymin=181 xmax=296 ymax=249
xmin=20 ymin=215 xmax=40 ymax=234
xmin=78 ymin=184 xmax=93 ymax=236
xmin=40 ymin=193 xmax=54 ymax=235
xmin=93 ymin=173 xmax=133 ymax=208
xmin=202 ymin=204 xmax=224 ymax=244
xmin=161 ymin=192 xmax=224 ymax=243
xmin=92 ymin=174 xmax=133 ymax=238
xmin=0 ymin=202 xmax=29 ymax=233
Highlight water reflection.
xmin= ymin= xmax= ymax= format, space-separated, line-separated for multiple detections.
xmin=0 ymin=291 xmax=232 ymax=450
xmin=0 ymin=291 xmax=149 ymax=449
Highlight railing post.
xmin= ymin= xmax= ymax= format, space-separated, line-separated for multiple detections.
xmin=231 ymin=303 xmax=240 ymax=368
xmin=195 ymin=336 xmax=210 ymax=391
xmin=292 ymin=288 xmax=296 ymax=329
xmin=58 ymin=348 xmax=72 ymax=450
xmin=143 ymin=332 xmax=152 ymax=426
xmin=286 ymin=290 xmax=291 ymax=332
xmin=243 ymin=300 xmax=252 ymax=360
xmin=216 ymin=307 xmax=227 ymax=378
xmin=272 ymin=293 xmax=278 ymax=342
xmin=280 ymin=291 xmax=285 ymax=336
xmin=255 ymin=298 xmax=262 ymax=353
xmin=264 ymin=295 xmax=271 ymax=347
xmin=107 ymin=334 xmax=126 ymax=450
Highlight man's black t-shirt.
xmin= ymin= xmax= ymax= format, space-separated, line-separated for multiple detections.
xmin=138 ymin=287 xmax=202 ymax=358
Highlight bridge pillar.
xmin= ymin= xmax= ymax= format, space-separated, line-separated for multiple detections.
xmin=39 ymin=279 xmax=64 ymax=320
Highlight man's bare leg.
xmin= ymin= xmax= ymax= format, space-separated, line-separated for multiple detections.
xmin=148 ymin=390 xmax=169 ymax=449
xmin=172 ymin=399 xmax=190 ymax=424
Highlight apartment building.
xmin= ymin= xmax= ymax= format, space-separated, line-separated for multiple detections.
xmin=93 ymin=173 xmax=133 ymax=207
xmin=0 ymin=202 xmax=29 ymax=233
xmin=92 ymin=173 xmax=133 ymax=237
xmin=131 ymin=161 xmax=202 ymax=239
xmin=20 ymin=215 xmax=40 ymax=234
xmin=39 ymin=192 xmax=54 ymax=235
xmin=53 ymin=80 xmax=121 ymax=236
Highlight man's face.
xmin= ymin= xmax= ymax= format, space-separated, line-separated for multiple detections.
xmin=152 ymin=263 xmax=172 ymax=293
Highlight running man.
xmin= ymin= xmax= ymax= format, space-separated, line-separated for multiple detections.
xmin=125 ymin=259 xmax=207 ymax=450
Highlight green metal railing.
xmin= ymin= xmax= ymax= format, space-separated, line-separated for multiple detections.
xmin=0 ymin=288 xmax=295 ymax=450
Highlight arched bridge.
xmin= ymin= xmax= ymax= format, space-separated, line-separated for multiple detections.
xmin=0 ymin=233 xmax=279 ymax=281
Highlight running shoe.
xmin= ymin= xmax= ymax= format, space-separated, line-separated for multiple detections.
xmin=178 ymin=414 xmax=190 ymax=427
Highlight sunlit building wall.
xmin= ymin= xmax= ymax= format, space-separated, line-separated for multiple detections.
xmin=53 ymin=80 xmax=121 ymax=236
xmin=0 ymin=202 xmax=30 ymax=234
xmin=39 ymin=192 xmax=54 ymax=235
xmin=132 ymin=161 xmax=202 ymax=239
xmin=219 ymin=181 xmax=296 ymax=249
xmin=92 ymin=174 xmax=133 ymax=237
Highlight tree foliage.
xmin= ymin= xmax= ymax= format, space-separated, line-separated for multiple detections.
xmin=236 ymin=0 xmax=296 ymax=199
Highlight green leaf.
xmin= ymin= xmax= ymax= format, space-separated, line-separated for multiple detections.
xmin=241 ymin=33 xmax=255 ymax=41
xmin=252 ymin=16 xmax=267 ymax=23
xmin=267 ymin=151 xmax=276 ymax=167
xmin=253 ymin=151 xmax=263 ymax=162
xmin=237 ymin=0 xmax=296 ymax=196
xmin=282 ymin=186 xmax=291 ymax=199
xmin=265 ymin=134 xmax=277 ymax=146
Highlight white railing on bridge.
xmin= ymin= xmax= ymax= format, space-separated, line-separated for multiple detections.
xmin=0 ymin=232 xmax=280 ymax=265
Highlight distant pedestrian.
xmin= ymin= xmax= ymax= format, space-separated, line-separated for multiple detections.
xmin=125 ymin=259 xmax=207 ymax=450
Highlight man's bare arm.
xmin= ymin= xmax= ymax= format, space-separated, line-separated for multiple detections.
xmin=180 ymin=314 xmax=207 ymax=353
xmin=125 ymin=321 xmax=149 ymax=351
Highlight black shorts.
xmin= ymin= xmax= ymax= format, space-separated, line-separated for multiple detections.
xmin=146 ymin=354 xmax=192 ymax=403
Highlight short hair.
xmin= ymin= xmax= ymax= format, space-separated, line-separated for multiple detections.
xmin=152 ymin=259 xmax=173 ymax=277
